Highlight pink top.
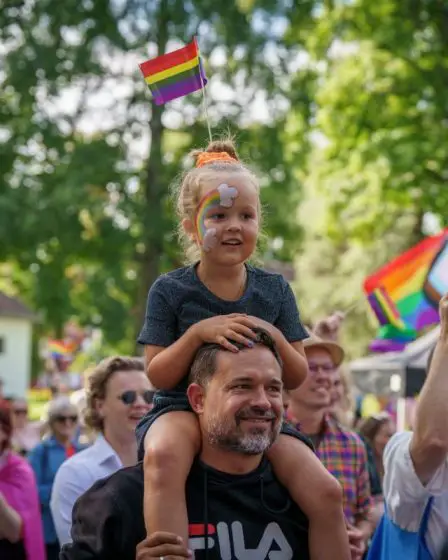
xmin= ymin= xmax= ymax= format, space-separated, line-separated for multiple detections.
xmin=0 ymin=452 xmax=45 ymax=560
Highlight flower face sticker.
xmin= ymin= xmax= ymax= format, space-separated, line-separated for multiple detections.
xmin=217 ymin=183 xmax=238 ymax=208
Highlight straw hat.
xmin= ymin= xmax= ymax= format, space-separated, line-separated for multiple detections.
xmin=303 ymin=330 xmax=345 ymax=368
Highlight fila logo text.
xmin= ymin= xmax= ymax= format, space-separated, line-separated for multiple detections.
xmin=189 ymin=521 xmax=293 ymax=559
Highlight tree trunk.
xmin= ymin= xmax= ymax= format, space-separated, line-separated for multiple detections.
xmin=135 ymin=4 xmax=169 ymax=347
xmin=411 ymin=207 xmax=425 ymax=245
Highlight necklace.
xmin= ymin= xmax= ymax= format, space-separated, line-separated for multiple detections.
xmin=235 ymin=267 xmax=247 ymax=299
xmin=201 ymin=266 xmax=247 ymax=301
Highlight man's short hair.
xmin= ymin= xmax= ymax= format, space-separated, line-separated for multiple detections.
xmin=189 ymin=327 xmax=282 ymax=387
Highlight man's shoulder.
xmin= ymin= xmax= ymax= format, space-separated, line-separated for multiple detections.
xmin=382 ymin=431 xmax=415 ymax=488
xmin=77 ymin=463 xmax=144 ymax=508
xmin=384 ymin=430 xmax=413 ymax=460
xmin=92 ymin=462 xmax=143 ymax=492
xmin=62 ymin=464 xmax=145 ymax=560
xmin=381 ymin=431 xmax=441 ymax=534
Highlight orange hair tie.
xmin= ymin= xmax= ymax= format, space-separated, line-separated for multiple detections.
xmin=196 ymin=152 xmax=238 ymax=168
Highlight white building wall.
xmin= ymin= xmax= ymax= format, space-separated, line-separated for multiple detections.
xmin=0 ymin=317 xmax=32 ymax=398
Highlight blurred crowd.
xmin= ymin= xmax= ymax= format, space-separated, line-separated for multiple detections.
xmin=0 ymin=357 xmax=153 ymax=560
xmin=0 ymin=314 xmax=399 ymax=560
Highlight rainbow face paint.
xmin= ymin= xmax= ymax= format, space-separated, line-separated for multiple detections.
xmin=195 ymin=183 xmax=239 ymax=250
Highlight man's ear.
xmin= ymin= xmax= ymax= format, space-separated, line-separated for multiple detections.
xmin=187 ymin=383 xmax=205 ymax=414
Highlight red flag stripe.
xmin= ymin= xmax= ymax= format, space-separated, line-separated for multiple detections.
xmin=139 ymin=38 xmax=199 ymax=77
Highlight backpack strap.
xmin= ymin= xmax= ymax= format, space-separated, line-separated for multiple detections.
xmin=418 ymin=497 xmax=434 ymax=538
xmin=40 ymin=440 xmax=50 ymax=485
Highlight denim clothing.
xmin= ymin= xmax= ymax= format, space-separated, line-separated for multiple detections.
xmin=28 ymin=436 xmax=84 ymax=544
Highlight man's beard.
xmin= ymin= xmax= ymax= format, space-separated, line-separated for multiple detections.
xmin=206 ymin=406 xmax=281 ymax=455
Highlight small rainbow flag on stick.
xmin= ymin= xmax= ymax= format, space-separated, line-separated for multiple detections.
xmin=139 ymin=37 xmax=207 ymax=105
xmin=368 ymin=286 xmax=406 ymax=330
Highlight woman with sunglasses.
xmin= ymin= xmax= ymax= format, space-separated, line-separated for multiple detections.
xmin=50 ymin=356 xmax=153 ymax=547
xmin=28 ymin=397 xmax=84 ymax=560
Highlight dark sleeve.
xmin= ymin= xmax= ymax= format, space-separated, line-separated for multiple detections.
xmin=59 ymin=480 xmax=122 ymax=560
xmin=365 ymin=443 xmax=383 ymax=497
xmin=137 ymin=276 xmax=177 ymax=346
xmin=274 ymin=279 xmax=308 ymax=343
xmin=440 ymin=541 xmax=448 ymax=560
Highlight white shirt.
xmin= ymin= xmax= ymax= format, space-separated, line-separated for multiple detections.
xmin=50 ymin=434 xmax=122 ymax=545
xmin=383 ymin=431 xmax=448 ymax=559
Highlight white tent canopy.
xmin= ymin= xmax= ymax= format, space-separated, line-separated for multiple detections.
xmin=350 ymin=325 xmax=440 ymax=374
xmin=349 ymin=325 xmax=440 ymax=396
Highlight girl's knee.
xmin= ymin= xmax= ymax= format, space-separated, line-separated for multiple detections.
xmin=143 ymin=412 xmax=200 ymax=475
xmin=144 ymin=438 xmax=180 ymax=471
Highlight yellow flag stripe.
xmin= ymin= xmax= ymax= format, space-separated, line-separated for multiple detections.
xmin=144 ymin=56 xmax=200 ymax=85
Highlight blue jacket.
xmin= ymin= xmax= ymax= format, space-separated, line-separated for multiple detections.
xmin=28 ymin=436 xmax=85 ymax=544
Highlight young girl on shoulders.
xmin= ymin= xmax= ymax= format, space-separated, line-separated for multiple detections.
xmin=137 ymin=139 xmax=349 ymax=560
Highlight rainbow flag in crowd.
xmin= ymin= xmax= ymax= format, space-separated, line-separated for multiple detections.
xmin=47 ymin=339 xmax=76 ymax=358
xmin=367 ymin=286 xmax=406 ymax=330
xmin=139 ymin=37 xmax=207 ymax=105
xmin=364 ymin=228 xmax=448 ymax=352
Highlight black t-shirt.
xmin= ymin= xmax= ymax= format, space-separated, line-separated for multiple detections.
xmin=137 ymin=264 xmax=308 ymax=391
xmin=61 ymin=458 xmax=309 ymax=560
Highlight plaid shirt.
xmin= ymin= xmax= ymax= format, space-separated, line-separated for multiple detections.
xmin=316 ymin=416 xmax=372 ymax=525
xmin=287 ymin=414 xmax=372 ymax=525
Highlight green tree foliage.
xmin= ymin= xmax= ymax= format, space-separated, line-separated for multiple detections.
xmin=299 ymin=0 xmax=448 ymax=239
xmin=0 ymin=1 xmax=314 ymax=350
xmin=3 ymin=0 xmax=446 ymax=358
xmin=290 ymin=0 xmax=448 ymax=354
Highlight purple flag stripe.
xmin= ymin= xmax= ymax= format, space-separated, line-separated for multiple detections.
xmin=368 ymin=294 xmax=388 ymax=325
xmin=151 ymin=72 xmax=207 ymax=105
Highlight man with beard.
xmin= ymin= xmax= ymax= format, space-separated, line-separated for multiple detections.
xmin=60 ymin=328 xmax=311 ymax=560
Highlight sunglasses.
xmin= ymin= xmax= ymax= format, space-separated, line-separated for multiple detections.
xmin=118 ymin=390 xmax=154 ymax=406
xmin=54 ymin=415 xmax=78 ymax=424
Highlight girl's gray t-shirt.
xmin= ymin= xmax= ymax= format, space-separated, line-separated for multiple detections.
xmin=138 ymin=263 xmax=308 ymax=391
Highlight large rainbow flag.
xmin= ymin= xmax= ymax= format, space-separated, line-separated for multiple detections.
xmin=364 ymin=228 xmax=448 ymax=351
xmin=139 ymin=37 xmax=207 ymax=105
